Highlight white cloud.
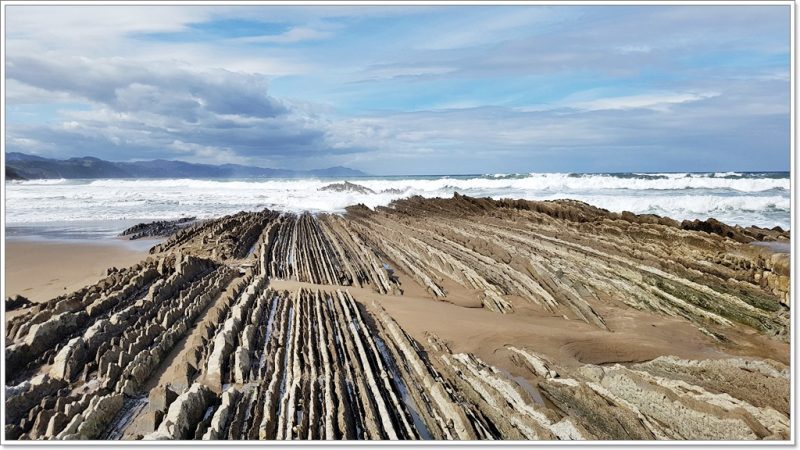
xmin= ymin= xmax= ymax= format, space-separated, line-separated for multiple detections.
xmin=6 ymin=5 xmax=211 ymax=37
xmin=616 ymin=44 xmax=652 ymax=54
xmin=418 ymin=8 xmax=561 ymax=50
xmin=567 ymin=91 xmax=720 ymax=112
xmin=5 ymin=79 xmax=76 ymax=104
xmin=169 ymin=140 xmax=249 ymax=164
xmin=3 ymin=5 xmax=790 ymax=173
xmin=5 ymin=6 xmax=314 ymax=77
xmin=358 ymin=65 xmax=456 ymax=81
xmin=233 ymin=26 xmax=334 ymax=44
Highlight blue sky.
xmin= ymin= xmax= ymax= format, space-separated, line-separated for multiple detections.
xmin=4 ymin=4 xmax=791 ymax=174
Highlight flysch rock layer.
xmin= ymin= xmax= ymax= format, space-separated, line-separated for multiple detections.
xmin=4 ymin=195 xmax=789 ymax=441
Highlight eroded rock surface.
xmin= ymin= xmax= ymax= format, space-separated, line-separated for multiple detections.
xmin=4 ymin=195 xmax=789 ymax=441
xmin=120 ymin=218 xmax=197 ymax=240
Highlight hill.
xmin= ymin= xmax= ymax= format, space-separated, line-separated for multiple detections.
xmin=5 ymin=152 xmax=368 ymax=180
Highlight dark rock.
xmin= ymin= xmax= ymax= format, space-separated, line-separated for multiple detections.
xmin=120 ymin=217 xmax=196 ymax=240
xmin=681 ymin=218 xmax=790 ymax=243
xmin=5 ymin=166 xmax=27 ymax=181
xmin=319 ymin=181 xmax=375 ymax=195
xmin=6 ymin=295 xmax=33 ymax=311
xmin=5 ymin=424 xmax=23 ymax=440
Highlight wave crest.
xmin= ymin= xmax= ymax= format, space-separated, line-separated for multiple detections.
xmin=5 ymin=173 xmax=790 ymax=229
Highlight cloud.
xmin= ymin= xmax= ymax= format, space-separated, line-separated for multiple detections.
xmin=322 ymin=75 xmax=788 ymax=174
xmin=5 ymin=79 xmax=78 ymax=105
xmin=168 ymin=140 xmax=248 ymax=164
xmin=233 ymin=26 xmax=334 ymax=44
xmin=7 ymin=56 xmax=287 ymax=118
xmin=5 ymin=6 xmax=316 ymax=77
xmin=3 ymin=5 xmax=791 ymax=173
xmin=416 ymin=7 xmax=563 ymax=50
xmin=616 ymin=45 xmax=652 ymax=54
xmin=6 ymin=5 xmax=212 ymax=39
xmin=5 ymin=54 xmax=369 ymax=166
xmin=566 ymin=91 xmax=720 ymax=112
xmin=348 ymin=5 xmax=788 ymax=84
xmin=355 ymin=64 xmax=456 ymax=82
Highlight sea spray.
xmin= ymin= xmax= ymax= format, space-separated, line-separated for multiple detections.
xmin=6 ymin=172 xmax=790 ymax=229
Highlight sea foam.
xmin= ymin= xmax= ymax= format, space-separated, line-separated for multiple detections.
xmin=6 ymin=172 xmax=790 ymax=229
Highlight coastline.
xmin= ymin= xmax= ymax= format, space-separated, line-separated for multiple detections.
xmin=3 ymin=195 xmax=791 ymax=441
xmin=3 ymin=2 xmax=791 ymax=442
xmin=7 ymin=172 xmax=791 ymax=230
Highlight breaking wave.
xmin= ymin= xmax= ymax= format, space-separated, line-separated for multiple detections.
xmin=7 ymin=172 xmax=790 ymax=229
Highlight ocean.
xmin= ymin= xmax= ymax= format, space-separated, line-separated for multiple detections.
xmin=5 ymin=172 xmax=791 ymax=239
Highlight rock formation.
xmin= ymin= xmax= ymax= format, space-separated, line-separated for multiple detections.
xmin=5 ymin=295 xmax=33 ymax=311
xmin=120 ymin=217 xmax=197 ymax=240
xmin=318 ymin=181 xmax=375 ymax=195
xmin=4 ymin=195 xmax=790 ymax=441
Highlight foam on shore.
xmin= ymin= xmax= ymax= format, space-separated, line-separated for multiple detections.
xmin=5 ymin=172 xmax=791 ymax=229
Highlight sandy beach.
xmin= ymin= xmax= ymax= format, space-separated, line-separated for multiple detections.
xmin=5 ymin=240 xmax=147 ymax=304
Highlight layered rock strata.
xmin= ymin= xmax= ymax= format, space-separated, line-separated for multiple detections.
xmin=4 ymin=195 xmax=789 ymax=441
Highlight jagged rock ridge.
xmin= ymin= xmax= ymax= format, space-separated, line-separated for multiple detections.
xmin=4 ymin=195 xmax=790 ymax=441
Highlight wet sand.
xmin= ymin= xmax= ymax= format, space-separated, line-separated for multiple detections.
xmin=5 ymin=239 xmax=148 ymax=304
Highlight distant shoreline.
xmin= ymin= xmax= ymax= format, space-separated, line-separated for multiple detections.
xmin=4 ymin=170 xmax=791 ymax=182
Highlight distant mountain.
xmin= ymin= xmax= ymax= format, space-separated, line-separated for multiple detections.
xmin=308 ymin=166 xmax=367 ymax=177
xmin=5 ymin=152 xmax=369 ymax=180
xmin=6 ymin=152 xmax=50 ymax=162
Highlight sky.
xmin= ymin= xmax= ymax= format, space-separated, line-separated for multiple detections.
xmin=4 ymin=4 xmax=792 ymax=175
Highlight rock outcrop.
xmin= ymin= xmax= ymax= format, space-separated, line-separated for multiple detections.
xmin=120 ymin=217 xmax=197 ymax=240
xmin=5 ymin=295 xmax=33 ymax=311
xmin=4 ymin=195 xmax=789 ymax=441
xmin=319 ymin=181 xmax=375 ymax=195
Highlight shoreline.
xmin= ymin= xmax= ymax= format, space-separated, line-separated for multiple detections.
xmin=6 ymin=218 xmax=163 ymax=244
xmin=4 ymin=238 xmax=152 ymax=305
xmin=6 ymin=174 xmax=791 ymax=231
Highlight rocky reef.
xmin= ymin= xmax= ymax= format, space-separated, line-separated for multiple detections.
xmin=4 ymin=195 xmax=790 ymax=441
xmin=119 ymin=218 xmax=197 ymax=240
xmin=319 ymin=181 xmax=376 ymax=195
